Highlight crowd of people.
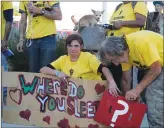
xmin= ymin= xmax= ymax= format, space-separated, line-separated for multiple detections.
xmin=1 ymin=1 xmax=163 ymax=128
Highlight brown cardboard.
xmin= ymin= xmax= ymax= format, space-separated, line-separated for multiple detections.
xmin=2 ymin=72 xmax=108 ymax=127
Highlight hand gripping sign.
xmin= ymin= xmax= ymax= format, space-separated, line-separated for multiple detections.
xmin=94 ymin=91 xmax=147 ymax=128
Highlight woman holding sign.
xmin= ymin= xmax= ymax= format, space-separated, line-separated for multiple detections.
xmin=40 ymin=34 xmax=120 ymax=97
xmin=99 ymin=30 xmax=163 ymax=128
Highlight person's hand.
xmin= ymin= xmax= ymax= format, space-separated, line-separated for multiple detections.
xmin=113 ymin=20 xmax=123 ymax=29
xmin=108 ymin=80 xmax=121 ymax=97
xmin=125 ymin=88 xmax=141 ymax=101
xmin=17 ymin=40 xmax=24 ymax=52
xmin=57 ymin=71 xmax=70 ymax=85
xmin=27 ymin=5 xmax=42 ymax=15
xmin=1 ymin=40 xmax=8 ymax=52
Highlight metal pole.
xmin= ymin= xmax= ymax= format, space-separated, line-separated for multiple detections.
xmin=102 ymin=2 xmax=108 ymax=24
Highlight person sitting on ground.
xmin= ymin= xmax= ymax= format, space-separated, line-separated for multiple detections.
xmin=99 ymin=30 xmax=163 ymax=128
xmin=40 ymin=34 xmax=120 ymax=96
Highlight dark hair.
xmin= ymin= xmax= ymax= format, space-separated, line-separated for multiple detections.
xmin=66 ymin=34 xmax=84 ymax=47
xmin=153 ymin=1 xmax=164 ymax=6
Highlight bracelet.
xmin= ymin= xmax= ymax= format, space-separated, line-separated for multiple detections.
xmin=54 ymin=70 xmax=60 ymax=77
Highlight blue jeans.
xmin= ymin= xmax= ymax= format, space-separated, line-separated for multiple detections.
xmin=1 ymin=53 xmax=8 ymax=99
xmin=26 ymin=35 xmax=57 ymax=73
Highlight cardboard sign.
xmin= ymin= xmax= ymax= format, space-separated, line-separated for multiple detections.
xmin=94 ymin=91 xmax=147 ymax=128
xmin=2 ymin=72 xmax=108 ymax=127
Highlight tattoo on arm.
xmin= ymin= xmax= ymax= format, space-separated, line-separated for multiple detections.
xmin=43 ymin=3 xmax=62 ymax=20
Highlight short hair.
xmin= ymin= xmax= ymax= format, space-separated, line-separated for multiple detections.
xmin=153 ymin=1 xmax=164 ymax=6
xmin=65 ymin=34 xmax=84 ymax=46
xmin=99 ymin=36 xmax=128 ymax=63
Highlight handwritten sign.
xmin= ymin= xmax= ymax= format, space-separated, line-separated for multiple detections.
xmin=94 ymin=91 xmax=147 ymax=128
xmin=2 ymin=72 xmax=108 ymax=127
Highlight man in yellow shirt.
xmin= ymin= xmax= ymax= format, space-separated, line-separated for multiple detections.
xmin=105 ymin=1 xmax=148 ymax=96
xmin=1 ymin=1 xmax=13 ymax=104
xmin=16 ymin=1 xmax=62 ymax=72
xmin=99 ymin=30 xmax=163 ymax=128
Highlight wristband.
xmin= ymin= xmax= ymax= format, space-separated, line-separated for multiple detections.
xmin=54 ymin=70 xmax=60 ymax=77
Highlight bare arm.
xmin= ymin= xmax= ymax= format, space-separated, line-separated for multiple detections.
xmin=2 ymin=9 xmax=13 ymax=49
xmin=113 ymin=13 xmax=147 ymax=29
xmin=3 ymin=22 xmax=12 ymax=41
xmin=43 ymin=5 xmax=62 ymax=20
xmin=135 ymin=61 xmax=162 ymax=93
xmin=19 ymin=13 xmax=27 ymax=41
xmin=40 ymin=66 xmax=70 ymax=79
xmin=122 ymin=68 xmax=132 ymax=95
xmin=102 ymin=67 xmax=120 ymax=97
xmin=28 ymin=3 xmax=62 ymax=20
xmin=102 ymin=67 xmax=114 ymax=82
xmin=122 ymin=13 xmax=147 ymax=27
xmin=40 ymin=66 xmax=56 ymax=76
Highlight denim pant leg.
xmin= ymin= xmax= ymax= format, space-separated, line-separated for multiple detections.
xmin=26 ymin=39 xmax=40 ymax=73
xmin=39 ymin=35 xmax=57 ymax=68
xmin=1 ymin=53 xmax=8 ymax=102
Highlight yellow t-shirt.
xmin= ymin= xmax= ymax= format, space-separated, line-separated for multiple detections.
xmin=50 ymin=52 xmax=102 ymax=80
xmin=107 ymin=2 xmax=148 ymax=36
xmin=19 ymin=1 xmax=58 ymax=39
xmin=1 ymin=2 xmax=13 ymax=39
xmin=121 ymin=30 xmax=163 ymax=71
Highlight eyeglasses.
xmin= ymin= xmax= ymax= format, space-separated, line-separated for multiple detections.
xmin=68 ymin=44 xmax=80 ymax=48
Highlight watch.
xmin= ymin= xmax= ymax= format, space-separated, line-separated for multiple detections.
xmin=41 ymin=8 xmax=45 ymax=15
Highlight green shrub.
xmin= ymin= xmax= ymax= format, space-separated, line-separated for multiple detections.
xmin=7 ymin=25 xmax=66 ymax=72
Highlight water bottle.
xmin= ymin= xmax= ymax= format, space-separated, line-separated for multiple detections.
xmin=3 ymin=48 xmax=14 ymax=58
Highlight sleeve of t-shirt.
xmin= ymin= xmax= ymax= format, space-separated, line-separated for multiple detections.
xmin=19 ymin=2 xmax=27 ymax=13
xmin=89 ymin=54 xmax=101 ymax=74
xmin=134 ymin=2 xmax=148 ymax=17
xmin=50 ymin=56 xmax=65 ymax=70
xmin=121 ymin=63 xmax=132 ymax=71
xmin=2 ymin=2 xmax=13 ymax=10
xmin=137 ymin=41 xmax=160 ymax=67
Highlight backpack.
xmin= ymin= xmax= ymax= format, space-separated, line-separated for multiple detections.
xmin=115 ymin=2 xmax=148 ymax=30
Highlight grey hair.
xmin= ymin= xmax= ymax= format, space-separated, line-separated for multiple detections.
xmin=99 ymin=36 xmax=128 ymax=63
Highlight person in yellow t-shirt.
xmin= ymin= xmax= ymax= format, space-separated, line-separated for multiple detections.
xmin=40 ymin=34 xmax=120 ymax=97
xmin=1 ymin=1 xmax=13 ymax=105
xmin=105 ymin=1 xmax=148 ymax=92
xmin=99 ymin=30 xmax=164 ymax=127
xmin=107 ymin=1 xmax=148 ymax=36
xmin=16 ymin=1 xmax=62 ymax=73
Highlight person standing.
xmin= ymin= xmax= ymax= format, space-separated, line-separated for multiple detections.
xmin=1 ymin=1 xmax=13 ymax=104
xmin=17 ymin=1 xmax=62 ymax=72
xmin=99 ymin=30 xmax=163 ymax=128
xmin=106 ymin=1 xmax=148 ymax=94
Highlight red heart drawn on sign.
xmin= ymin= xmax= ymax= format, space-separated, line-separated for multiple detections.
xmin=9 ymin=89 xmax=22 ymax=105
xmin=43 ymin=116 xmax=50 ymax=125
xmin=57 ymin=118 xmax=71 ymax=128
xmin=19 ymin=109 xmax=31 ymax=121
xmin=95 ymin=83 xmax=105 ymax=95
xmin=75 ymin=125 xmax=80 ymax=128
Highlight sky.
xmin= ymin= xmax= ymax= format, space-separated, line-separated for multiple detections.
xmin=13 ymin=2 xmax=155 ymax=30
